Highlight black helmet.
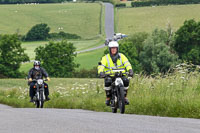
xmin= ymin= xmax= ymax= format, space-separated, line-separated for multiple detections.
xmin=34 ymin=60 xmax=40 ymax=66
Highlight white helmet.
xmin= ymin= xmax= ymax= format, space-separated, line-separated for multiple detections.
xmin=108 ymin=41 xmax=119 ymax=48
xmin=108 ymin=41 xmax=119 ymax=55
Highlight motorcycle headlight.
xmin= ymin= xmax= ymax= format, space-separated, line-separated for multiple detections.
xmin=37 ymin=79 xmax=43 ymax=85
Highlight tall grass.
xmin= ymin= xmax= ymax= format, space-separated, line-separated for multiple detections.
xmin=1 ymin=64 xmax=200 ymax=118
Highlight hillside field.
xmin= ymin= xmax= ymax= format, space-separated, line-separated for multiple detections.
xmin=116 ymin=4 xmax=200 ymax=34
xmin=0 ymin=3 xmax=102 ymax=39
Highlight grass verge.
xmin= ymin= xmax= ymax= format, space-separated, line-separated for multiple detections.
xmin=1 ymin=68 xmax=200 ymax=118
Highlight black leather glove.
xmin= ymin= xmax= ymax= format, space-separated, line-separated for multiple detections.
xmin=129 ymin=69 xmax=133 ymax=77
xmin=99 ymin=72 xmax=105 ymax=78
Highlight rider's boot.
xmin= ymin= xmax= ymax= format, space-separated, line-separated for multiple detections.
xmin=124 ymin=89 xmax=129 ymax=105
xmin=125 ymin=97 xmax=129 ymax=105
xmin=30 ymin=97 xmax=34 ymax=102
xmin=45 ymin=95 xmax=50 ymax=101
xmin=105 ymin=97 xmax=111 ymax=106
xmin=105 ymin=90 xmax=111 ymax=106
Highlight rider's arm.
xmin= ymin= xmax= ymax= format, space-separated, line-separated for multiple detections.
xmin=41 ymin=67 xmax=49 ymax=78
xmin=28 ymin=69 xmax=33 ymax=82
xmin=98 ymin=56 xmax=107 ymax=74
xmin=121 ymin=54 xmax=132 ymax=71
xmin=28 ymin=68 xmax=33 ymax=79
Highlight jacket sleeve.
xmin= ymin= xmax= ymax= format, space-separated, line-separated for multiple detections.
xmin=28 ymin=69 xmax=33 ymax=79
xmin=121 ymin=54 xmax=132 ymax=71
xmin=41 ymin=68 xmax=49 ymax=78
xmin=97 ymin=56 xmax=107 ymax=74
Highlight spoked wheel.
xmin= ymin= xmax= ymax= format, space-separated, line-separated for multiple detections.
xmin=118 ymin=87 xmax=125 ymax=114
xmin=111 ymin=95 xmax=117 ymax=113
xmin=39 ymin=92 xmax=44 ymax=108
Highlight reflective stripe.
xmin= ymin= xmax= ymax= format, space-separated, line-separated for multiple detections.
xmin=112 ymin=68 xmax=125 ymax=70
xmin=106 ymin=55 xmax=110 ymax=68
xmin=119 ymin=54 xmax=123 ymax=66
xmin=125 ymin=64 xmax=131 ymax=68
xmin=99 ymin=65 xmax=106 ymax=68
xmin=123 ymin=61 xmax=129 ymax=65
xmin=105 ymin=54 xmax=125 ymax=69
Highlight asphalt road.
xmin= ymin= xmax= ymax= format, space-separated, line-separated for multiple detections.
xmin=76 ymin=3 xmax=114 ymax=54
xmin=0 ymin=105 xmax=200 ymax=133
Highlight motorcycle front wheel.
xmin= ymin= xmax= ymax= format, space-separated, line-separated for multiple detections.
xmin=118 ymin=87 xmax=125 ymax=114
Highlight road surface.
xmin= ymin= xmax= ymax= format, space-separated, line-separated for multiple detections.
xmin=0 ymin=105 xmax=200 ymax=133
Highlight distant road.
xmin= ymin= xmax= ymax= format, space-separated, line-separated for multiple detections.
xmin=0 ymin=105 xmax=200 ymax=133
xmin=76 ymin=3 xmax=114 ymax=54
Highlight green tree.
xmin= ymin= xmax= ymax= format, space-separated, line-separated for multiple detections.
xmin=119 ymin=40 xmax=141 ymax=73
xmin=35 ymin=41 xmax=79 ymax=77
xmin=25 ymin=23 xmax=50 ymax=41
xmin=0 ymin=34 xmax=29 ymax=78
xmin=140 ymin=29 xmax=179 ymax=74
xmin=174 ymin=19 xmax=200 ymax=64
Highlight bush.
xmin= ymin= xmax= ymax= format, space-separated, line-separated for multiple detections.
xmin=115 ymin=3 xmax=126 ymax=7
xmin=174 ymin=19 xmax=200 ymax=65
xmin=72 ymin=67 xmax=98 ymax=78
xmin=25 ymin=23 xmax=50 ymax=41
xmin=0 ymin=34 xmax=29 ymax=78
xmin=49 ymin=31 xmax=81 ymax=40
xmin=140 ymin=29 xmax=179 ymax=74
xmin=35 ymin=41 xmax=79 ymax=77
xmin=131 ymin=0 xmax=200 ymax=7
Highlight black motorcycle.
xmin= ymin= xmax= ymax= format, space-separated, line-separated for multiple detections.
xmin=32 ymin=79 xmax=47 ymax=108
xmin=106 ymin=69 xmax=130 ymax=114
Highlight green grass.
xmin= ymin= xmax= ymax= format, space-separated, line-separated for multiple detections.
xmin=0 ymin=3 xmax=101 ymax=39
xmin=75 ymin=47 xmax=106 ymax=70
xmin=116 ymin=4 xmax=200 ymax=34
xmin=1 ymin=67 xmax=200 ymax=118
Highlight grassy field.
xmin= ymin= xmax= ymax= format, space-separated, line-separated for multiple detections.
xmin=0 ymin=3 xmax=101 ymax=39
xmin=1 ymin=65 xmax=200 ymax=118
xmin=75 ymin=47 xmax=106 ymax=69
xmin=21 ymin=39 xmax=104 ymax=60
xmin=116 ymin=4 xmax=200 ymax=34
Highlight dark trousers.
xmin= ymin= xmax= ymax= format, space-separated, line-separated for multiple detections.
xmin=29 ymin=82 xmax=49 ymax=98
xmin=104 ymin=76 xmax=129 ymax=97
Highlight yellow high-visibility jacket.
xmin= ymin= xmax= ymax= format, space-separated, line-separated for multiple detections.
xmin=98 ymin=53 xmax=132 ymax=75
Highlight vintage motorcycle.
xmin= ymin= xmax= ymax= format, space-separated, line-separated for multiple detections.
xmin=31 ymin=79 xmax=48 ymax=108
xmin=105 ymin=69 xmax=130 ymax=114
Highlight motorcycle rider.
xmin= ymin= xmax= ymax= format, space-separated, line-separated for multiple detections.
xmin=28 ymin=61 xmax=50 ymax=102
xmin=98 ymin=41 xmax=133 ymax=106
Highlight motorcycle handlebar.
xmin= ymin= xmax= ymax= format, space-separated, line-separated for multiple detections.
xmin=31 ymin=79 xmax=48 ymax=82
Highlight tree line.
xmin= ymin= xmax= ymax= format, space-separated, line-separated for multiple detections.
xmin=131 ymin=0 xmax=200 ymax=7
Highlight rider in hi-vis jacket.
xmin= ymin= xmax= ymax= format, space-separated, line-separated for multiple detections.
xmin=98 ymin=41 xmax=133 ymax=106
